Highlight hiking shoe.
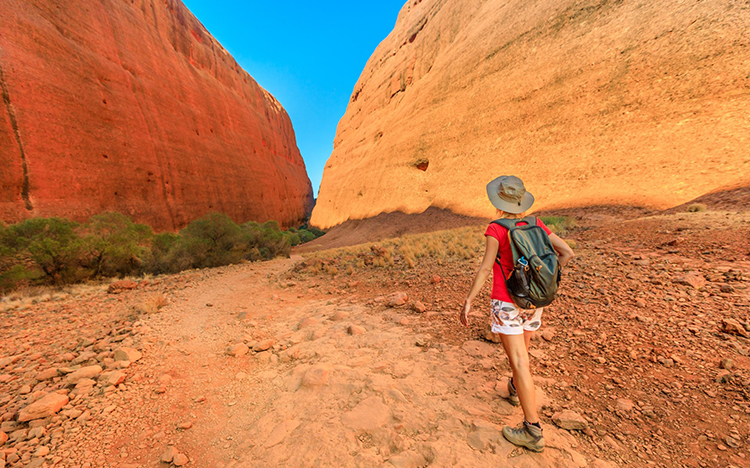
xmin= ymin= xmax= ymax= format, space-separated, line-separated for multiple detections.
xmin=502 ymin=421 xmax=544 ymax=452
xmin=507 ymin=378 xmax=520 ymax=407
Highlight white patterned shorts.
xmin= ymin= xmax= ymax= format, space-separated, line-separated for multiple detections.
xmin=490 ymin=299 xmax=544 ymax=335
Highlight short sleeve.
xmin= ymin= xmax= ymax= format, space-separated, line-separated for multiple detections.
xmin=536 ymin=218 xmax=552 ymax=235
xmin=484 ymin=223 xmax=504 ymax=240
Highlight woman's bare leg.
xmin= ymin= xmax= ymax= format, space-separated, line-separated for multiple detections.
xmin=523 ymin=330 xmax=534 ymax=351
xmin=501 ymin=333 xmax=539 ymax=424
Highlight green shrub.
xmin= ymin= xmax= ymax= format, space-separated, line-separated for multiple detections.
xmin=241 ymin=221 xmax=291 ymax=260
xmin=79 ymin=212 xmax=153 ymax=278
xmin=171 ymin=212 xmax=244 ymax=270
xmin=283 ymin=231 xmax=302 ymax=246
xmin=297 ymin=229 xmax=317 ymax=243
xmin=3 ymin=217 xmax=86 ymax=284
xmin=147 ymin=232 xmax=180 ymax=274
xmin=0 ymin=212 xmax=314 ymax=292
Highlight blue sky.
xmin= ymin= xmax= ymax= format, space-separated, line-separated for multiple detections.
xmin=181 ymin=1 xmax=406 ymax=197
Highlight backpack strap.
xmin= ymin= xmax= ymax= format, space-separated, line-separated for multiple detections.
xmin=490 ymin=216 xmax=537 ymax=230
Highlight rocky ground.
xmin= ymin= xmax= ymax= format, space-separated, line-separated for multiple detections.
xmin=1 ymin=208 xmax=749 ymax=468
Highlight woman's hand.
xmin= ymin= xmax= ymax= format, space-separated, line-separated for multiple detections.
xmin=460 ymin=299 xmax=471 ymax=326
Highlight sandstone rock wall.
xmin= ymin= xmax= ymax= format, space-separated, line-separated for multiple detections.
xmin=311 ymin=0 xmax=750 ymax=229
xmin=0 ymin=0 xmax=313 ymax=231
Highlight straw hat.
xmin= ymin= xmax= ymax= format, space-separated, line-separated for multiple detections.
xmin=486 ymin=175 xmax=535 ymax=214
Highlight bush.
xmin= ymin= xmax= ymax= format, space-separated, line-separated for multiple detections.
xmin=79 ymin=212 xmax=153 ymax=278
xmin=170 ymin=212 xmax=245 ymax=270
xmin=2 ymin=217 xmax=86 ymax=284
xmin=241 ymin=221 xmax=291 ymax=260
xmin=0 ymin=211 xmax=315 ymax=292
xmin=147 ymin=232 xmax=180 ymax=274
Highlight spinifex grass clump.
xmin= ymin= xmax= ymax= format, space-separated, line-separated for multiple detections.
xmin=539 ymin=216 xmax=576 ymax=236
xmin=296 ymin=226 xmax=485 ymax=276
xmin=686 ymin=203 xmax=707 ymax=213
xmin=0 ymin=212 xmax=324 ymax=292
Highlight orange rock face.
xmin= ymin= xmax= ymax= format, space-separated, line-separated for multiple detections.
xmin=311 ymin=0 xmax=750 ymax=229
xmin=0 ymin=0 xmax=313 ymax=231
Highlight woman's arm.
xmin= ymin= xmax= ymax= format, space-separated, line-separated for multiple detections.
xmin=460 ymin=235 xmax=500 ymax=326
xmin=549 ymin=233 xmax=575 ymax=267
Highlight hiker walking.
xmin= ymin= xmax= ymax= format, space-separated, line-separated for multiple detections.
xmin=460 ymin=175 xmax=575 ymax=452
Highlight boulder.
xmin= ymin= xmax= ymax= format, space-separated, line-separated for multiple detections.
xmin=113 ymin=347 xmax=142 ymax=362
xmin=722 ymin=319 xmax=749 ymax=338
xmin=18 ymin=393 xmax=69 ymax=422
xmin=673 ymin=272 xmax=706 ymax=289
xmin=66 ymin=365 xmax=103 ymax=384
xmin=552 ymin=410 xmax=588 ymax=430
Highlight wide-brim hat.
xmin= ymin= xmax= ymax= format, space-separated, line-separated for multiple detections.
xmin=486 ymin=175 xmax=535 ymax=214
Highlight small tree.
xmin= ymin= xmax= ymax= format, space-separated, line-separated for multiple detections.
xmin=6 ymin=217 xmax=84 ymax=284
xmin=79 ymin=212 xmax=153 ymax=277
xmin=173 ymin=213 xmax=244 ymax=269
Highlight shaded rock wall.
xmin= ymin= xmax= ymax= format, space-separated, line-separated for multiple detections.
xmin=0 ymin=0 xmax=313 ymax=230
xmin=311 ymin=0 xmax=750 ymax=229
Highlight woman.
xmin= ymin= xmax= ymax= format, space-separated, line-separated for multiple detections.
xmin=460 ymin=175 xmax=575 ymax=452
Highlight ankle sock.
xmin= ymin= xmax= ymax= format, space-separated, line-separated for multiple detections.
xmin=525 ymin=420 xmax=542 ymax=429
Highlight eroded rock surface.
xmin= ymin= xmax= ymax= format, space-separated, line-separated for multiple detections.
xmin=0 ymin=0 xmax=313 ymax=230
xmin=311 ymin=0 xmax=750 ymax=228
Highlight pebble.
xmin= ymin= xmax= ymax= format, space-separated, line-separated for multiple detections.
xmin=347 ymin=325 xmax=366 ymax=335
xmin=387 ymin=292 xmax=408 ymax=307
xmin=253 ymin=339 xmax=275 ymax=352
xmin=719 ymin=359 xmax=733 ymax=370
xmin=227 ymin=344 xmax=249 ymax=357
xmin=160 ymin=446 xmax=178 ymax=463
xmin=616 ymin=399 xmax=634 ymax=412
xmin=413 ymin=301 xmax=427 ymax=313
xmin=173 ymin=453 xmax=189 ymax=466
xmin=330 ymin=310 xmax=349 ymax=321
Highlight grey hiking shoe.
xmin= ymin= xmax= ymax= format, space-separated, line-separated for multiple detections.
xmin=507 ymin=378 xmax=520 ymax=407
xmin=502 ymin=421 xmax=544 ymax=452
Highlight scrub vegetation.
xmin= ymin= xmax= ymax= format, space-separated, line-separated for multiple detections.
xmin=0 ymin=212 xmax=324 ymax=292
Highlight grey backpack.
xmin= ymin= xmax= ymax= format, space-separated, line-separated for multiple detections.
xmin=492 ymin=217 xmax=561 ymax=309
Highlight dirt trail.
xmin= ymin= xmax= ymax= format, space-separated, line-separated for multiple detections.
xmin=1 ymin=256 xmax=615 ymax=468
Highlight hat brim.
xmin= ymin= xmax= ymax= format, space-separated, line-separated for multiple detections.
xmin=486 ymin=179 xmax=535 ymax=214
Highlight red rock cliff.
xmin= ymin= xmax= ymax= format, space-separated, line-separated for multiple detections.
xmin=311 ymin=0 xmax=750 ymax=229
xmin=0 ymin=0 xmax=313 ymax=230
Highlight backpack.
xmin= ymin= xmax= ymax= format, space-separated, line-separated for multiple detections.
xmin=491 ymin=216 xmax=561 ymax=309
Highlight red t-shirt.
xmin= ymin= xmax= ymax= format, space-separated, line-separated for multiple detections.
xmin=484 ymin=218 xmax=552 ymax=302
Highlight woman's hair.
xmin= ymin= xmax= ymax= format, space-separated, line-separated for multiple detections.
xmin=496 ymin=209 xmax=526 ymax=219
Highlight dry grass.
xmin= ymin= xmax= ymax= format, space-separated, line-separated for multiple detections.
xmin=1 ymin=282 xmax=108 ymax=313
xmin=296 ymin=226 xmax=485 ymax=276
xmin=132 ymin=293 xmax=168 ymax=315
